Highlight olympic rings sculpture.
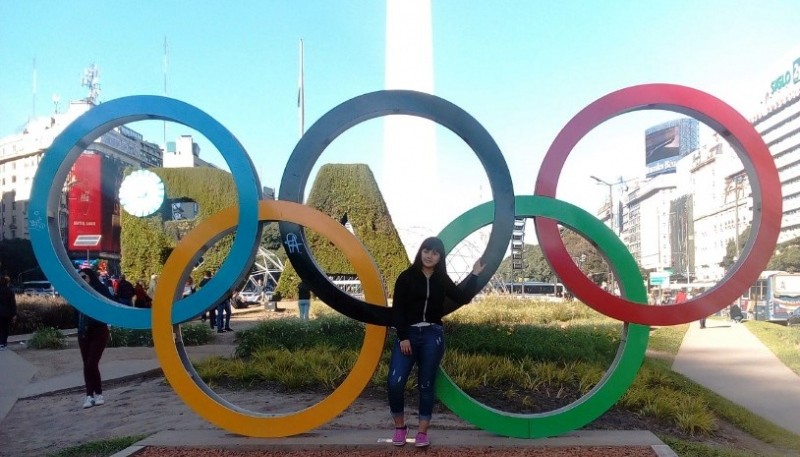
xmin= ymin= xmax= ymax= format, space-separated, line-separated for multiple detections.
xmin=27 ymin=84 xmax=780 ymax=439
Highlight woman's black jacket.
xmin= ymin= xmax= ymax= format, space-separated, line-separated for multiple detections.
xmin=391 ymin=267 xmax=479 ymax=341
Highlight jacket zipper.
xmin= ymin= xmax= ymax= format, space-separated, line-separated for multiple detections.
xmin=422 ymin=275 xmax=430 ymax=322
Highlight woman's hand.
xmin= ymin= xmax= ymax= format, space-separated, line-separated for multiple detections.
xmin=471 ymin=258 xmax=486 ymax=276
xmin=400 ymin=339 xmax=412 ymax=355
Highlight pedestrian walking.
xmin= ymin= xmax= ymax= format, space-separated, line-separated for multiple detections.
xmin=216 ymin=289 xmax=233 ymax=333
xmin=198 ymin=271 xmax=216 ymax=327
xmin=297 ymin=281 xmax=311 ymax=321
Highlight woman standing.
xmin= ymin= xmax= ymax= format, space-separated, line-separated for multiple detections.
xmin=388 ymin=237 xmax=485 ymax=447
xmin=77 ymin=268 xmax=111 ymax=409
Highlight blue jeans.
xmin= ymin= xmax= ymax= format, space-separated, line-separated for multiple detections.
xmin=298 ymin=299 xmax=310 ymax=320
xmin=216 ymin=299 xmax=231 ymax=330
xmin=387 ymin=324 xmax=445 ymax=421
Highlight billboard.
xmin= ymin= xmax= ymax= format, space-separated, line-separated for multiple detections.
xmin=645 ymin=125 xmax=681 ymax=165
xmin=67 ymin=152 xmax=122 ymax=253
xmin=644 ymin=118 xmax=698 ymax=177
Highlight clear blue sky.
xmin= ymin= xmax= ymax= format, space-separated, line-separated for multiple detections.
xmin=2 ymin=1 xmax=800 ymax=229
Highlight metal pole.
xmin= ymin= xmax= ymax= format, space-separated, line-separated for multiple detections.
xmin=590 ymin=175 xmax=616 ymax=293
xmin=734 ymin=176 xmax=743 ymax=318
xmin=607 ymin=183 xmax=615 ymax=292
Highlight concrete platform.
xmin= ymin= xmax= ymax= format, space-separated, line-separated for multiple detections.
xmin=119 ymin=429 xmax=677 ymax=456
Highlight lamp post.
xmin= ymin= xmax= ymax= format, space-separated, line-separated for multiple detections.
xmin=590 ymin=175 xmax=617 ymax=293
xmin=733 ymin=174 xmax=745 ymax=317
xmin=590 ymin=175 xmax=615 ymax=234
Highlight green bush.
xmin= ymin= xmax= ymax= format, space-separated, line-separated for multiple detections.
xmin=27 ymin=327 xmax=66 ymax=349
xmin=108 ymin=323 xmax=213 ymax=347
xmin=10 ymin=296 xmax=75 ymax=335
xmin=180 ymin=323 xmax=213 ymax=346
xmin=235 ymin=314 xmax=366 ymax=358
xmin=109 ymin=327 xmax=153 ymax=347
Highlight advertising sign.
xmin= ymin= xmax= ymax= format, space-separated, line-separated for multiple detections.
xmin=644 ymin=118 xmax=698 ymax=178
xmin=649 ymin=271 xmax=670 ymax=286
xmin=67 ymin=152 xmax=122 ymax=253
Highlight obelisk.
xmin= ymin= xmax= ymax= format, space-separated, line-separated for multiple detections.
xmin=383 ymin=0 xmax=438 ymax=259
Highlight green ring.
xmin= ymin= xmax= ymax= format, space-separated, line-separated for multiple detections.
xmin=435 ymin=195 xmax=649 ymax=438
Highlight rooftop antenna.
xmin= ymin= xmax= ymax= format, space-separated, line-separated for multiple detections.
xmin=163 ymin=35 xmax=168 ymax=147
xmin=52 ymin=94 xmax=61 ymax=114
xmin=81 ymin=63 xmax=100 ymax=105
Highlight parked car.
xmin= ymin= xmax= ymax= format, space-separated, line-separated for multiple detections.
xmin=787 ymin=308 xmax=800 ymax=326
xmin=236 ymin=287 xmax=273 ymax=308
xmin=20 ymin=280 xmax=58 ymax=297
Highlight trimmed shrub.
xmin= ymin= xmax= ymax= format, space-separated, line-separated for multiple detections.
xmin=121 ymin=167 xmax=240 ymax=286
xmin=27 ymin=327 xmax=66 ymax=349
xmin=108 ymin=323 xmax=213 ymax=347
xmin=109 ymin=327 xmax=153 ymax=347
xmin=275 ymin=164 xmax=408 ymax=299
xmin=181 ymin=323 xmax=214 ymax=346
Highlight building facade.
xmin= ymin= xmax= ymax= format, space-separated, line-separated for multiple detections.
xmin=0 ymin=100 xmax=162 ymax=246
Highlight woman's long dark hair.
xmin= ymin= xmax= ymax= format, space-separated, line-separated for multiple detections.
xmin=411 ymin=237 xmax=448 ymax=279
xmin=79 ymin=267 xmax=109 ymax=296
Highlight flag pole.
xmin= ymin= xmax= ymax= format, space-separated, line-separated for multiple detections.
xmin=298 ymin=39 xmax=305 ymax=138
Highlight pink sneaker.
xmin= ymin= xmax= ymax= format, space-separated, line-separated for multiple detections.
xmin=392 ymin=427 xmax=408 ymax=446
xmin=415 ymin=431 xmax=429 ymax=447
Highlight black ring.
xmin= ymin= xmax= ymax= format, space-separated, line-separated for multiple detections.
xmin=278 ymin=90 xmax=514 ymax=326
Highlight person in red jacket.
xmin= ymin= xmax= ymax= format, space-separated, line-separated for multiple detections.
xmin=387 ymin=237 xmax=485 ymax=448
xmin=133 ymin=280 xmax=152 ymax=308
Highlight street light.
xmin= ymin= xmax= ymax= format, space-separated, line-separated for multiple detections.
xmin=590 ymin=175 xmax=615 ymax=234
xmin=590 ymin=175 xmax=617 ymax=293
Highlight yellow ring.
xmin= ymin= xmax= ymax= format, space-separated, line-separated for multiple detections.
xmin=152 ymin=200 xmax=387 ymax=437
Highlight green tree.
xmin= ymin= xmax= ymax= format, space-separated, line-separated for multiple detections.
xmin=496 ymin=244 xmax=552 ymax=282
xmin=720 ymin=226 xmax=751 ymax=271
xmin=494 ymin=226 xmax=609 ymax=285
xmin=768 ymin=235 xmax=800 ymax=272
xmin=560 ymin=228 xmax=608 ymax=284
xmin=0 ymin=239 xmax=41 ymax=282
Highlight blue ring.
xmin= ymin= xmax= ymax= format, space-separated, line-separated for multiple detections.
xmin=28 ymin=96 xmax=262 ymax=329
xmin=277 ymin=90 xmax=515 ymax=326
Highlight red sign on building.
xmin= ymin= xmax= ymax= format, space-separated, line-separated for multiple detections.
xmin=67 ymin=152 xmax=122 ymax=253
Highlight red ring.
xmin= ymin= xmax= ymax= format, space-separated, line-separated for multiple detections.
xmin=534 ymin=84 xmax=782 ymax=326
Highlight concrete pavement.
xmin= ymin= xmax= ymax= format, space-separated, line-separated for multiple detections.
xmin=0 ymin=304 xmax=263 ymax=423
xmin=10 ymin=308 xmax=800 ymax=454
xmin=121 ymin=429 xmax=676 ymax=456
xmin=672 ymin=319 xmax=800 ymax=434
xmin=0 ymin=349 xmax=37 ymax=421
